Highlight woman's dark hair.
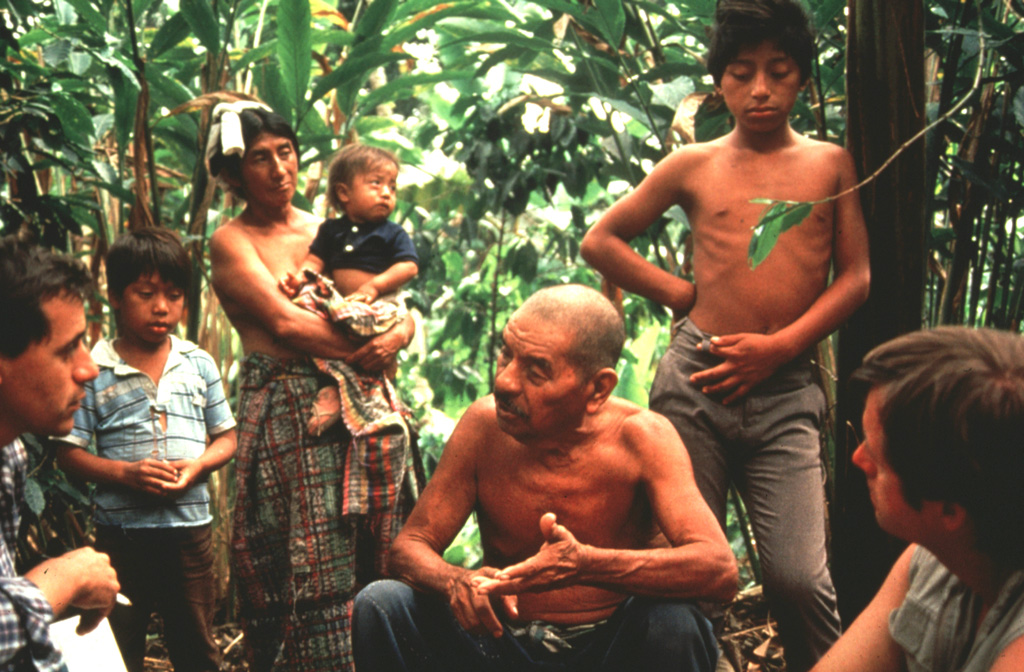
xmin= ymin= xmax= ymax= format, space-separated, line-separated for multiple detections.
xmin=207 ymin=107 xmax=299 ymax=199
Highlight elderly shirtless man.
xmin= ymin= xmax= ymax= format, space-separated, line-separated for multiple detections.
xmin=353 ymin=285 xmax=737 ymax=671
xmin=206 ymin=102 xmax=415 ymax=671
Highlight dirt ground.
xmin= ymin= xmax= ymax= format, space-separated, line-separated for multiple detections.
xmin=141 ymin=586 xmax=785 ymax=671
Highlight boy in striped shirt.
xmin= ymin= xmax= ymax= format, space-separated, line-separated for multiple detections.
xmin=55 ymin=228 xmax=236 ymax=672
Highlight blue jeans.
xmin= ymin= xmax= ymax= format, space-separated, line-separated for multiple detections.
xmin=353 ymin=580 xmax=718 ymax=671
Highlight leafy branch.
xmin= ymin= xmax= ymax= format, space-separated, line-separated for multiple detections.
xmin=747 ymin=0 xmax=986 ymax=268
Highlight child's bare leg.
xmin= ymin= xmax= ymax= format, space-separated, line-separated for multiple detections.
xmin=307 ymin=385 xmax=343 ymax=436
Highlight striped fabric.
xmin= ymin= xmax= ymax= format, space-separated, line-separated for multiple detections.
xmin=0 ymin=440 xmax=65 ymax=672
xmin=62 ymin=337 xmax=235 ymax=527
xmin=231 ymin=354 xmax=417 ymax=671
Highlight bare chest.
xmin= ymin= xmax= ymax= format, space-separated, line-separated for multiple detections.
xmin=686 ymin=152 xmax=837 ymax=223
xmin=249 ymin=228 xmax=316 ymax=278
xmin=476 ymin=450 xmax=649 ymax=563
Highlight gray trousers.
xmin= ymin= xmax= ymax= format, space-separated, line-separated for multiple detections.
xmin=649 ymin=318 xmax=841 ymax=672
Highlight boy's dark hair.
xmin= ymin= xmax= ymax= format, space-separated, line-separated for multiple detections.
xmin=207 ymin=107 xmax=299 ymax=200
xmin=706 ymin=0 xmax=815 ymax=86
xmin=852 ymin=327 xmax=1024 ymax=568
xmin=0 ymin=236 xmax=92 ymax=358
xmin=326 ymin=144 xmax=399 ymax=212
xmin=106 ymin=228 xmax=190 ymax=301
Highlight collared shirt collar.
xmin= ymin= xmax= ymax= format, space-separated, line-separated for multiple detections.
xmin=92 ymin=335 xmax=197 ymax=375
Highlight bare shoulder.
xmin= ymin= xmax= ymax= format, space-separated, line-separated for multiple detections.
xmin=445 ymin=396 xmax=502 ymax=453
xmin=603 ymin=398 xmax=682 ymax=456
xmin=206 ymin=216 xmax=248 ymax=256
xmin=461 ymin=395 xmax=498 ymax=427
xmin=795 ymin=136 xmax=856 ymax=175
xmin=656 ymin=141 xmax=720 ymax=173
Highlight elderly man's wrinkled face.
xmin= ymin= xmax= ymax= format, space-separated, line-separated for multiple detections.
xmin=236 ymin=132 xmax=298 ymax=209
xmin=492 ymin=311 xmax=589 ymax=441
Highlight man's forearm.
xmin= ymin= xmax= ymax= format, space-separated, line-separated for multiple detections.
xmin=387 ymin=540 xmax=468 ymax=596
xmin=270 ymin=307 xmax=360 ymax=359
xmin=579 ymin=541 xmax=738 ymax=602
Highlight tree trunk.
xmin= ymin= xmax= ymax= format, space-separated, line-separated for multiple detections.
xmin=832 ymin=0 xmax=927 ymax=625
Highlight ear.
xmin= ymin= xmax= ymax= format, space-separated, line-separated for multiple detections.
xmin=938 ymin=501 xmax=969 ymax=533
xmin=585 ymin=368 xmax=618 ymax=414
xmin=335 ymin=182 xmax=351 ymax=206
xmin=223 ymin=172 xmax=242 ymax=190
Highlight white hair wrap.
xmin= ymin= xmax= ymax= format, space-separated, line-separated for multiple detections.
xmin=204 ymin=100 xmax=273 ymax=171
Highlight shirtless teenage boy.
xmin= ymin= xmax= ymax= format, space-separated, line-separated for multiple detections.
xmin=353 ymin=285 xmax=737 ymax=671
xmin=206 ymin=101 xmax=416 ymax=671
xmin=581 ymin=2 xmax=870 ymax=670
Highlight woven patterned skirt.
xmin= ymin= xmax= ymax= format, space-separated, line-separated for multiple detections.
xmin=231 ymin=354 xmax=417 ymax=671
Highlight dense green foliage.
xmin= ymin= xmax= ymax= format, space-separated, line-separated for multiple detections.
xmin=2 ymin=0 xmax=1022 ymax=593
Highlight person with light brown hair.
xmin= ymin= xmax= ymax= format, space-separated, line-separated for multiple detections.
xmin=281 ymin=143 xmax=418 ymax=305
xmin=812 ymin=327 xmax=1024 ymax=672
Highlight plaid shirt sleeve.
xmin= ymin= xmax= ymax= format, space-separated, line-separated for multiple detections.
xmin=0 ymin=441 xmax=64 ymax=672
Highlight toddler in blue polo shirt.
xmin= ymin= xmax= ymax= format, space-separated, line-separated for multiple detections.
xmin=280 ymin=143 xmax=419 ymax=435
xmin=283 ymin=143 xmax=419 ymax=304
xmin=55 ymin=228 xmax=236 ymax=672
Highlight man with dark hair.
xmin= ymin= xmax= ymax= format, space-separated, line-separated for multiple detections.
xmin=206 ymin=101 xmax=417 ymax=671
xmin=0 ymin=236 xmax=120 ymax=671
xmin=811 ymin=327 xmax=1024 ymax=672
xmin=353 ymin=284 xmax=737 ymax=672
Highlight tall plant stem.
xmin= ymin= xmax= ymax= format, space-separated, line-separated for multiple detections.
xmin=488 ymin=211 xmax=508 ymax=390
xmin=124 ymin=0 xmax=161 ymax=226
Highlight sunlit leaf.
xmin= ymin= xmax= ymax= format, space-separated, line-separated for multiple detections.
xmin=355 ymin=0 xmax=396 ymax=41
xmin=309 ymin=51 xmax=405 ymax=103
xmin=149 ymin=13 xmax=191 ymax=59
xmin=1013 ymin=86 xmax=1024 ymax=132
xmin=278 ymin=0 xmax=312 ymax=120
xmin=594 ymin=0 xmax=625 ymax=47
xmin=24 ymin=478 xmax=45 ymax=516
xmin=181 ymin=0 xmax=219 ymax=54
xmin=51 ymin=91 xmax=95 ymax=145
xmin=747 ymin=200 xmax=813 ymax=269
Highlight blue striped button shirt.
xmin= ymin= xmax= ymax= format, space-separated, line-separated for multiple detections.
xmin=62 ymin=337 xmax=235 ymax=528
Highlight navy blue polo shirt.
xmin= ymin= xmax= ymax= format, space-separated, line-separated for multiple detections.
xmin=309 ymin=216 xmax=419 ymax=274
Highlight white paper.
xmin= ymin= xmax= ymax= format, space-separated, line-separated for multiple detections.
xmin=49 ymin=616 xmax=127 ymax=672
